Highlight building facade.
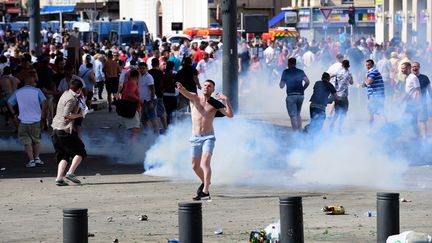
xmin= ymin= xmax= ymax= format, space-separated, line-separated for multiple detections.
xmin=283 ymin=0 xmax=375 ymax=41
xmin=119 ymin=0 xmax=208 ymax=39
xmin=119 ymin=0 xmax=292 ymax=38
xmin=375 ymin=0 xmax=432 ymax=47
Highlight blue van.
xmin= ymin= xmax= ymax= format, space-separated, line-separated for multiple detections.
xmin=109 ymin=20 xmax=152 ymax=50
xmin=94 ymin=20 xmax=111 ymax=43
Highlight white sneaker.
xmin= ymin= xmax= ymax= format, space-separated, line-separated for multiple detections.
xmin=26 ymin=160 xmax=36 ymax=168
xmin=34 ymin=157 xmax=44 ymax=165
xmin=88 ymin=109 xmax=94 ymax=114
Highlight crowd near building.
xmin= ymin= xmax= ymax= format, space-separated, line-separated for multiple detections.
xmin=0 ymin=0 xmax=431 ymax=173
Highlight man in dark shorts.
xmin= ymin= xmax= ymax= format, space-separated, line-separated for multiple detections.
xmin=51 ymin=79 xmax=87 ymax=186
xmin=279 ymin=58 xmax=310 ymax=131
xmin=148 ymin=58 xmax=167 ymax=130
xmin=104 ymin=51 xmax=122 ymax=112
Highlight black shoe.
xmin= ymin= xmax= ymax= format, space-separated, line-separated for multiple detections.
xmin=108 ymin=106 xmax=112 ymax=112
xmin=193 ymin=191 xmax=211 ymax=201
xmin=98 ymin=95 xmax=103 ymax=100
xmin=55 ymin=179 xmax=69 ymax=186
xmin=196 ymin=183 xmax=204 ymax=195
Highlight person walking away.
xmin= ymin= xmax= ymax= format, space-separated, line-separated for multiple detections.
xmin=78 ymin=62 xmax=96 ymax=111
xmin=162 ymin=61 xmax=178 ymax=125
xmin=303 ymin=72 xmax=337 ymax=134
xmin=329 ymin=60 xmax=354 ymax=132
xmin=120 ymin=69 xmax=141 ymax=139
xmin=175 ymin=57 xmax=200 ymax=112
xmin=94 ymin=54 xmax=105 ymax=100
xmin=279 ymin=58 xmax=310 ymax=132
xmin=7 ymin=75 xmax=46 ymax=167
xmin=148 ymin=58 xmax=167 ymax=131
xmin=104 ymin=52 xmax=122 ymax=112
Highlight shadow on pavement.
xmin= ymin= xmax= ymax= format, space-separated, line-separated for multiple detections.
xmin=0 ymin=151 xmax=144 ymax=179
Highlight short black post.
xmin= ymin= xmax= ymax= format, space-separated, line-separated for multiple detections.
xmin=279 ymin=196 xmax=304 ymax=243
xmin=63 ymin=208 xmax=88 ymax=243
xmin=178 ymin=202 xmax=202 ymax=243
xmin=377 ymin=192 xmax=399 ymax=243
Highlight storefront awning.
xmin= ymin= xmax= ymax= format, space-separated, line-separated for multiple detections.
xmin=40 ymin=5 xmax=75 ymax=14
xmin=268 ymin=11 xmax=286 ymax=28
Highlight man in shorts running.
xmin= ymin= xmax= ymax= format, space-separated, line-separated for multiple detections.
xmin=279 ymin=58 xmax=310 ymax=131
xmin=176 ymin=80 xmax=233 ymax=201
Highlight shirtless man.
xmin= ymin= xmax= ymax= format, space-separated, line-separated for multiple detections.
xmin=176 ymin=80 xmax=233 ymax=201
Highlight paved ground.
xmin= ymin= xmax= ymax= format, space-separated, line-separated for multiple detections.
xmin=0 ymin=103 xmax=431 ymax=243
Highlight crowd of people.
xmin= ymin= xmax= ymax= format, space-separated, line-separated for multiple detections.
xmin=270 ymin=29 xmax=431 ymax=139
xmin=0 ymin=24 xmax=431 ymax=187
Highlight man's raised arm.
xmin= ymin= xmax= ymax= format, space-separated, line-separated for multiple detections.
xmin=176 ymin=82 xmax=199 ymax=102
xmin=215 ymin=93 xmax=234 ymax=118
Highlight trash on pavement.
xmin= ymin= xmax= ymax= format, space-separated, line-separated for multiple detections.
xmin=386 ymin=231 xmax=432 ymax=243
xmin=138 ymin=215 xmax=148 ymax=221
xmin=322 ymin=205 xmax=345 ymax=215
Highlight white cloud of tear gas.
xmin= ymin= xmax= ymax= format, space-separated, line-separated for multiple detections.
xmin=144 ymin=118 xmax=413 ymax=190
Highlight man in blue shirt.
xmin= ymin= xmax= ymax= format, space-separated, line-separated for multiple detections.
xmin=8 ymin=75 xmax=46 ymax=168
xmin=279 ymin=58 xmax=310 ymax=131
xmin=364 ymin=59 xmax=386 ymax=128
xmin=304 ymin=72 xmax=337 ymax=133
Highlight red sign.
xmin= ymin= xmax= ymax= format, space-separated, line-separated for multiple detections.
xmin=320 ymin=8 xmax=333 ymax=20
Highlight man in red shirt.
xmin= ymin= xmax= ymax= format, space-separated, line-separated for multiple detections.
xmin=192 ymin=43 xmax=206 ymax=65
xmin=120 ymin=69 xmax=141 ymax=139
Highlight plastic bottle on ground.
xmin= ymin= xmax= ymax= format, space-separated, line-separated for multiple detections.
xmin=386 ymin=231 xmax=432 ymax=243
xmin=270 ymin=225 xmax=279 ymax=243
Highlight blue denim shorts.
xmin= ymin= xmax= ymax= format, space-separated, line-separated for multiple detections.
xmin=189 ymin=133 xmax=216 ymax=158
xmin=286 ymin=95 xmax=304 ymax=117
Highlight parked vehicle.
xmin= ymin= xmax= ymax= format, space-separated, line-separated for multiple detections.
xmin=109 ymin=19 xmax=152 ymax=50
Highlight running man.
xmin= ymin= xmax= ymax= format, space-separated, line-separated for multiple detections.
xmin=176 ymin=80 xmax=233 ymax=201
xmin=279 ymin=58 xmax=310 ymax=132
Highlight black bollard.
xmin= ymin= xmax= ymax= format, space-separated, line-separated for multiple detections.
xmin=279 ymin=196 xmax=304 ymax=243
xmin=63 ymin=208 xmax=88 ymax=243
xmin=179 ymin=202 xmax=202 ymax=243
xmin=377 ymin=192 xmax=399 ymax=243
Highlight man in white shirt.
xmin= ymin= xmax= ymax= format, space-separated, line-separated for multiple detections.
xmin=263 ymin=42 xmax=275 ymax=65
xmin=146 ymin=50 xmax=160 ymax=70
xmin=53 ymin=32 xmax=62 ymax=44
xmin=327 ymin=54 xmax=344 ymax=85
xmin=138 ymin=62 xmax=159 ymax=134
xmin=302 ymin=48 xmax=316 ymax=68
xmin=7 ymin=76 xmax=46 ymax=168
xmin=402 ymin=62 xmax=421 ymax=136
xmin=326 ymin=54 xmax=345 ymax=116
xmin=94 ymin=54 xmax=105 ymax=99
xmin=196 ymin=53 xmax=216 ymax=82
